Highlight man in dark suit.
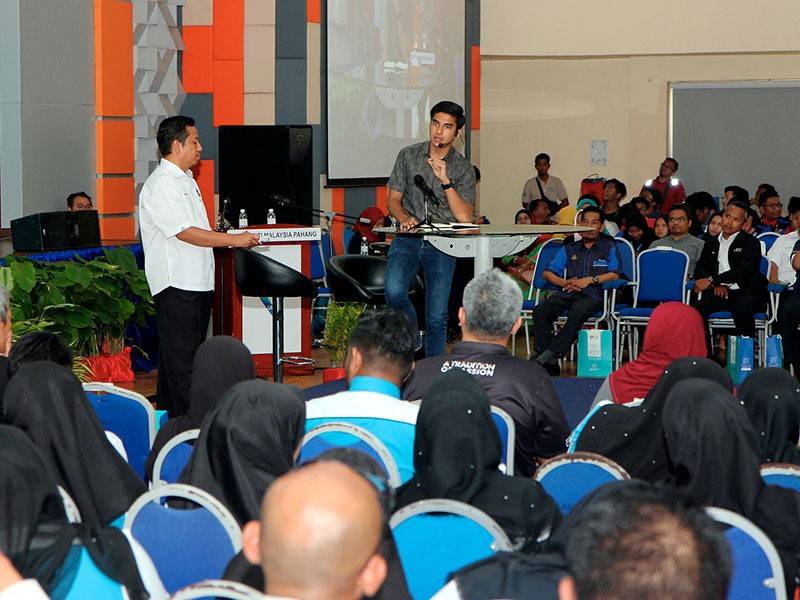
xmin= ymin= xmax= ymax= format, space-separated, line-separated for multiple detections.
xmin=692 ymin=201 xmax=768 ymax=357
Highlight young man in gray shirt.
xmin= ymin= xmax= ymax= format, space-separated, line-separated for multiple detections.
xmin=649 ymin=204 xmax=706 ymax=277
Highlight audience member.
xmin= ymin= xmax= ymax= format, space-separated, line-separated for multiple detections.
xmin=3 ymin=363 xmax=145 ymax=526
xmin=7 ymin=331 xmax=72 ymax=378
xmin=642 ymin=157 xmax=686 ymax=214
xmin=684 ymin=191 xmax=717 ymax=236
xmin=692 ymin=201 xmax=768 ymax=356
xmin=513 ymin=208 xmax=531 ymax=224
xmin=766 ymin=198 xmax=800 ymax=367
xmin=628 ymin=196 xmax=649 ymax=216
xmin=0 ymin=549 xmax=47 ymax=600
xmin=521 ymin=153 xmax=568 ymax=214
xmin=649 ymin=204 xmax=706 ymax=277
xmin=143 ymin=335 xmax=256 ymax=481
xmin=600 ymin=179 xmax=626 ymax=226
xmin=403 ymin=269 xmax=570 ymax=477
xmin=591 ymin=303 xmax=706 ymax=406
xmin=743 ymin=205 xmax=762 ymax=234
xmin=66 ymin=191 xmax=93 ymax=211
xmin=700 ymin=211 xmax=723 ymax=242
xmin=752 ymin=182 xmax=777 ymax=208
xmin=0 ymin=286 xmax=12 ymax=403
xmin=556 ymin=194 xmax=598 ymax=228
xmin=662 ymin=378 xmax=800 ymax=596
xmin=575 ymin=357 xmax=732 ymax=481
xmin=179 ymin=379 xmax=305 ymax=525
xmin=653 ymin=214 xmax=669 ymax=239
xmin=396 ymin=370 xmax=561 ymax=551
xmin=640 ymin=186 xmax=663 ymax=215
xmin=759 ymin=188 xmax=788 ymax=233
xmin=723 ymin=185 xmax=749 ymax=208
xmin=348 ymin=206 xmax=391 ymax=255
xmin=243 ymin=462 xmax=388 ymax=600
xmin=532 ymin=207 xmax=620 ymax=376
xmin=503 ymin=201 xmax=554 ymax=290
xmin=308 ymin=308 xmax=418 ymax=481
xmin=618 ymin=208 xmax=654 ymax=254
xmin=739 ymin=368 xmax=800 ymax=465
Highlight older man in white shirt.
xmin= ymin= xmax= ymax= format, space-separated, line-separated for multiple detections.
xmin=139 ymin=115 xmax=259 ymax=417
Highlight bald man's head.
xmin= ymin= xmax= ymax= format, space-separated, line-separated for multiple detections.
xmin=244 ymin=461 xmax=387 ymax=600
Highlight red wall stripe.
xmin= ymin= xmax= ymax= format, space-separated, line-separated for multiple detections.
xmin=470 ymin=45 xmax=480 ymax=131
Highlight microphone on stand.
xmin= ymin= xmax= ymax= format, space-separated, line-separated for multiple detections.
xmin=414 ymin=174 xmax=441 ymax=206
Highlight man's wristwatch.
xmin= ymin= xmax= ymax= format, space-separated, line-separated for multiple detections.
xmin=592 ymin=275 xmax=600 ymax=284
xmin=441 ymin=182 xmax=455 ymax=191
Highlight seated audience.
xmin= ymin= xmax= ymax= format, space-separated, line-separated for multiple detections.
xmin=723 ymin=184 xmax=749 ymax=208
xmin=641 ymin=157 xmax=686 ymax=214
xmin=403 ymin=269 xmax=570 ymax=477
xmin=348 ymin=206 xmax=391 ymax=255
xmin=7 ymin=330 xmax=72 ymax=377
xmin=179 ymin=379 xmax=305 ymax=525
xmin=556 ymin=194 xmax=598 ymax=229
xmin=752 ymin=182 xmax=777 ymax=208
xmin=600 ymin=179 xmax=626 ymax=227
xmin=640 ymin=186 xmax=663 ymax=216
xmin=532 ymin=207 xmax=620 ymax=376
xmin=0 ymin=286 xmax=12 ymax=402
xmin=691 ymin=201 xmax=768 ymax=357
xmin=700 ymin=211 xmax=723 ymax=242
xmin=739 ymin=368 xmax=800 ymax=465
xmin=744 ymin=205 xmax=762 ymax=234
xmin=662 ymin=378 xmax=800 ymax=596
xmin=592 ymin=302 xmax=706 ymax=406
xmin=308 ymin=308 xmax=418 ymax=482
xmin=503 ymin=201 xmax=554 ymax=291
xmin=618 ymin=208 xmax=654 ymax=254
xmin=513 ymin=208 xmax=531 ymax=225
xmin=575 ymin=357 xmax=732 ymax=481
xmin=144 ymin=335 xmax=256 ymax=481
xmin=653 ymin=214 xmax=669 ymax=239
xmin=66 ymin=191 xmax=93 ymax=212
xmin=767 ymin=198 xmax=800 ymax=369
xmin=396 ymin=370 xmax=561 ymax=551
xmin=759 ymin=188 xmax=789 ymax=233
xmin=684 ymin=191 xmax=717 ymax=236
xmin=649 ymin=204 xmax=706 ymax=277
xmin=3 ymin=363 xmax=145 ymax=526
xmin=521 ymin=153 xmax=569 ymax=214
xmin=242 ymin=461 xmax=388 ymax=600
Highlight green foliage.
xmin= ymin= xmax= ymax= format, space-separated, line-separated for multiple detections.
xmin=322 ymin=301 xmax=365 ymax=367
xmin=5 ymin=248 xmax=154 ymax=358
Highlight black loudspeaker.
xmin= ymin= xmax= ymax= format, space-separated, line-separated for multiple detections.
xmin=11 ymin=211 xmax=101 ymax=252
xmin=218 ymin=126 xmax=313 ymax=226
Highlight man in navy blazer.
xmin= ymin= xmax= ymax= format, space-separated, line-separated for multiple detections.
xmin=692 ymin=201 xmax=768 ymax=357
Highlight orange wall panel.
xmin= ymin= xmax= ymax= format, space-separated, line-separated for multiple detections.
xmin=307 ymin=0 xmax=321 ymax=23
xmin=94 ymin=0 xmax=133 ymax=117
xmin=213 ymin=60 xmax=244 ymax=126
xmin=375 ymin=186 xmax=388 ymax=213
xmin=331 ymin=188 xmax=345 ymax=255
xmin=96 ymin=177 xmax=135 ymax=214
xmin=96 ymin=120 xmax=135 ymax=174
xmin=214 ymin=0 xmax=244 ymax=60
xmin=191 ymin=160 xmax=216 ymax=225
xmin=99 ymin=216 xmax=136 ymax=241
xmin=470 ymin=45 xmax=480 ymax=130
xmin=183 ymin=26 xmax=214 ymax=93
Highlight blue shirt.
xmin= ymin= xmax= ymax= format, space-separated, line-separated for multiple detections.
xmin=349 ymin=376 xmax=401 ymax=398
xmin=545 ymin=235 xmax=620 ymax=302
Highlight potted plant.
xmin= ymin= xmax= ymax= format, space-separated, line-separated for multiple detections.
xmin=321 ymin=301 xmax=364 ymax=382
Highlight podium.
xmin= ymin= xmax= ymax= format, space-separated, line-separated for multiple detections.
xmin=214 ymin=225 xmax=321 ymax=376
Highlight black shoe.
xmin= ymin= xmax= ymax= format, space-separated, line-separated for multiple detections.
xmin=541 ymin=361 xmax=561 ymax=377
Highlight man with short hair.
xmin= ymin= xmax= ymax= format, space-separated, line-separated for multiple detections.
xmin=692 ymin=201 xmax=768 ymax=356
xmin=66 ymin=191 xmax=93 ymax=211
xmin=649 ymin=204 xmax=706 ymax=277
xmin=759 ymin=189 xmax=789 ymax=233
xmin=642 ymin=157 xmax=686 ymax=214
xmin=723 ymin=185 xmax=749 ymax=208
xmin=521 ymin=153 xmax=569 ymax=214
xmin=768 ymin=197 xmax=800 ymax=372
xmin=684 ymin=191 xmax=717 ymax=236
xmin=139 ymin=115 xmax=260 ymax=417
xmin=403 ymin=269 xmax=570 ymax=477
xmin=600 ymin=178 xmax=626 ymax=227
xmin=532 ymin=207 xmax=620 ymax=376
xmin=242 ymin=462 xmax=388 ymax=600
xmin=386 ymin=100 xmax=476 ymax=358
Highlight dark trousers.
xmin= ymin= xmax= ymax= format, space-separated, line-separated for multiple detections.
xmin=776 ymin=291 xmax=800 ymax=367
xmin=533 ymin=293 xmax=602 ymax=356
xmin=154 ymin=287 xmax=213 ymax=417
xmin=692 ymin=288 xmax=766 ymax=356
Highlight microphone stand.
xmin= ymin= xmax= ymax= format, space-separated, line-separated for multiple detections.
xmin=415 ymin=190 xmax=440 ymax=231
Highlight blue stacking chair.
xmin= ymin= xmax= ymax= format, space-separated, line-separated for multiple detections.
xmin=123 ymin=484 xmax=242 ymax=595
xmin=615 ymin=247 xmax=689 ymax=363
xmin=390 ymin=499 xmax=512 ymax=600
xmin=758 ymin=231 xmax=781 ymax=253
xmin=519 ymin=238 xmax=564 ymax=357
xmin=706 ymin=507 xmax=787 ymax=600
xmin=534 ymin=451 xmax=629 ymax=515
xmin=490 ymin=406 xmax=516 ymax=476
xmin=83 ymin=383 xmax=156 ymax=479
xmin=151 ymin=429 xmax=200 ymax=487
xmin=760 ymin=463 xmax=800 ymax=493
xmin=298 ymin=422 xmax=402 ymax=487
xmin=169 ymin=580 xmax=268 ymax=599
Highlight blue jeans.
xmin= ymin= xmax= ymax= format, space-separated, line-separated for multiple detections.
xmin=386 ymin=236 xmax=455 ymax=357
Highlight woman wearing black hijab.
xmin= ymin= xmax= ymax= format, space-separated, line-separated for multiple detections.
xmin=0 ymin=425 xmax=149 ymax=599
xmin=2 ymin=363 xmax=146 ymax=526
xmin=394 ymin=370 xmax=561 ymax=552
xmin=663 ymin=378 xmax=800 ymax=595
xmin=575 ymin=357 xmax=732 ymax=482
xmin=144 ymin=336 xmax=257 ymax=481
xmin=739 ymin=368 xmax=800 ymax=465
xmin=179 ymin=379 xmax=306 ymax=525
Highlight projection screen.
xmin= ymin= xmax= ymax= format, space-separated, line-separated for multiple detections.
xmin=326 ymin=0 xmax=466 ymax=184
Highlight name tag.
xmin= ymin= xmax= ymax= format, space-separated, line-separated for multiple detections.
xmin=592 ymin=259 xmax=608 ymax=268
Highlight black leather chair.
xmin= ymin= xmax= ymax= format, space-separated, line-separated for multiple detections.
xmin=234 ymin=249 xmax=317 ymax=383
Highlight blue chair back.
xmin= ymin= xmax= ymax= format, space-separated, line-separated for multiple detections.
xmin=531 ymin=238 xmax=564 ymax=293
xmin=310 ymin=239 xmax=326 ymax=280
xmin=760 ymin=256 xmax=769 ymax=278
xmin=158 ymin=443 xmax=194 ymax=485
xmin=758 ymin=232 xmax=781 ymax=252
xmin=343 ymin=228 xmax=356 ymax=254
xmin=83 ymin=384 xmax=155 ymax=479
xmin=535 ymin=452 xmax=629 ymax=514
xmin=321 ymin=231 xmax=334 ymax=262
xmin=390 ymin=499 xmax=512 ymax=600
xmin=614 ymin=237 xmax=636 ymax=282
xmin=760 ymin=464 xmax=800 ymax=493
xmin=54 ymin=545 xmax=125 ymax=600
xmin=490 ymin=407 xmax=516 ymax=476
xmin=634 ymin=248 xmax=689 ymax=304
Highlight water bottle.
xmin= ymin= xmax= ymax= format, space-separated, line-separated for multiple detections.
xmin=267 ymin=209 xmax=277 ymax=225
xmin=238 ymin=209 xmax=248 ymax=228
xmin=360 ymin=236 xmax=369 ymax=255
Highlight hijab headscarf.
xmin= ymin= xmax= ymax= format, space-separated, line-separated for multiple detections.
xmin=621 ymin=209 xmax=656 ymax=251
xmin=179 ymin=379 xmax=305 ymax=525
xmin=395 ymin=370 xmax=561 ymax=551
xmin=739 ymin=368 xmax=800 ymax=465
xmin=2 ymin=362 xmax=146 ymax=526
xmin=662 ymin=378 xmax=800 ymax=594
xmin=0 ymin=425 xmax=147 ymax=598
xmin=144 ymin=336 xmax=256 ymax=480
xmin=576 ymin=357 xmax=732 ymax=481
xmin=609 ymin=303 xmax=707 ymax=405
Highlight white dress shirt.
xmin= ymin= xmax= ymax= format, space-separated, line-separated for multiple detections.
xmin=139 ymin=158 xmax=214 ymax=296
xmin=0 ymin=580 xmax=49 ymax=600
xmin=717 ymin=230 xmax=740 ymax=290
xmin=767 ymin=230 xmax=800 ymax=286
